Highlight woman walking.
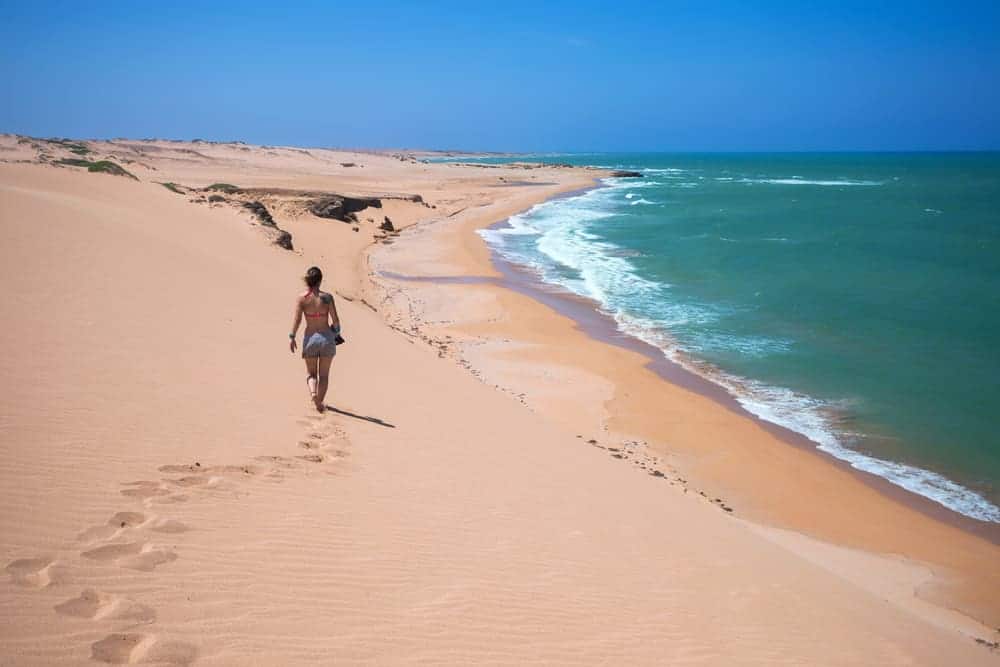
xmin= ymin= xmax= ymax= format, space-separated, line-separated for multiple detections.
xmin=289 ymin=267 xmax=341 ymax=412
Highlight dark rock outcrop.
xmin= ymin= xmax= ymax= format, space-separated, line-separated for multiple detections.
xmin=610 ymin=170 xmax=643 ymax=178
xmin=241 ymin=201 xmax=293 ymax=250
xmin=243 ymin=201 xmax=275 ymax=226
xmin=272 ymin=230 xmax=293 ymax=250
xmin=380 ymin=216 xmax=395 ymax=232
xmin=309 ymin=195 xmax=382 ymax=223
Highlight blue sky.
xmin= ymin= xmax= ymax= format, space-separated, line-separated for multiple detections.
xmin=1 ymin=1 xmax=998 ymax=151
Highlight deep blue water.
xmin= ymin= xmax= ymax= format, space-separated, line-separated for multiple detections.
xmin=448 ymin=152 xmax=1000 ymax=522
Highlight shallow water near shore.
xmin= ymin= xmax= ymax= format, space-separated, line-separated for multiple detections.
xmin=438 ymin=152 xmax=1000 ymax=523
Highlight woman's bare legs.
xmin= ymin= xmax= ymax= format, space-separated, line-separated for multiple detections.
xmin=304 ymin=357 xmax=320 ymax=409
xmin=316 ymin=355 xmax=334 ymax=408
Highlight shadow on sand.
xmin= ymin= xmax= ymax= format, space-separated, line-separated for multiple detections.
xmin=324 ymin=405 xmax=396 ymax=428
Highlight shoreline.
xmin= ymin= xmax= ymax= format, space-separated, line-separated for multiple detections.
xmin=369 ymin=174 xmax=1000 ymax=629
xmin=379 ymin=177 xmax=1000 ymax=542
xmin=483 ymin=217 xmax=1000 ymax=545
xmin=382 ymin=238 xmax=1000 ymax=545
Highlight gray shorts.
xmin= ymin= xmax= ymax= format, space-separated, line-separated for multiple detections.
xmin=302 ymin=328 xmax=339 ymax=358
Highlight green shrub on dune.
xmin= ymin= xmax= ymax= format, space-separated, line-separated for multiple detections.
xmin=55 ymin=158 xmax=94 ymax=167
xmin=159 ymin=182 xmax=185 ymax=194
xmin=55 ymin=158 xmax=138 ymax=180
xmin=205 ymin=183 xmax=241 ymax=193
xmin=43 ymin=138 xmax=91 ymax=155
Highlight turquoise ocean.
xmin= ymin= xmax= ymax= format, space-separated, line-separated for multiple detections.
xmin=439 ymin=153 xmax=1000 ymax=522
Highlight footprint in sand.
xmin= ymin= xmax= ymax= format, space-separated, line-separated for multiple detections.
xmin=55 ymin=588 xmax=155 ymax=623
xmin=78 ymin=512 xmax=147 ymax=543
xmin=213 ymin=464 xmax=258 ymax=477
xmin=157 ymin=463 xmax=205 ymax=475
xmin=253 ymin=455 xmax=300 ymax=482
xmin=120 ymin=481 xmax=172 ymax=499
xmin=121 ymin=548 xmax=178 ymax=572
xmin=160 ymin=462 xmax=257 ymax=485
xmin=296 ymin=454 xmax=325 ymax=464
xmin=149 ymin=518 xmax=190 ymax=534
xmin=254 ymin=455 xmax=295 ymax=466
xmin=149 ymin=493 xmax=189 ymax=505
xmin=6 ymin=556 xmax=64 ymax=588
xmin=168 ymin=475 xmax=212 ymax=487
xmin=82 ymin=541 xmax=178 ymax=571
xmin=91 ymin=633 xmax=196 ymax=665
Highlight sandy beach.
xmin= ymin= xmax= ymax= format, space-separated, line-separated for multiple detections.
xmin=2 ymin=136 xmax=998 ymax=665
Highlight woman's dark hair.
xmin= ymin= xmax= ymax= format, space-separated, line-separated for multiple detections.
xmin=304 ymin=266 xmax=323 ymax=289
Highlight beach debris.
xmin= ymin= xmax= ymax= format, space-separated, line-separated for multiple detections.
xmin=380 ymin=216 xmax=395 ymax=232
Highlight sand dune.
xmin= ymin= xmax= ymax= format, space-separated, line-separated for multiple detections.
xmin=1 ymin=137 xmax=997 ymax=664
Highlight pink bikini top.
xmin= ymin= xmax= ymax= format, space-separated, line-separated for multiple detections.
xmin=303 ymin=289 xmax=329 ymax=318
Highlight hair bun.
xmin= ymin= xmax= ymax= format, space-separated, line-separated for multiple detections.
xmin=304 ymin=266 xmax=323 ymax=288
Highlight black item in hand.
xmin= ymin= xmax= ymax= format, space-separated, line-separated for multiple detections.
xmin=335 ymin=334 xmax=346 ymax=345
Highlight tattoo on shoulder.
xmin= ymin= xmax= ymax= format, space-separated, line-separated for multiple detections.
xmin=320 ymin=293 xmax=333 ymax=305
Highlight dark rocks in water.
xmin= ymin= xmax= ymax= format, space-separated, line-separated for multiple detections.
xmin=309 ymin=195 xmax=382 ymax=222
xmin=242 ymin=200 xmax=275 ymax=226
xmin=610 ymin=170 xmax=643 ymax=178
xmin=380 ymin=216 xmax=395 ymax=232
